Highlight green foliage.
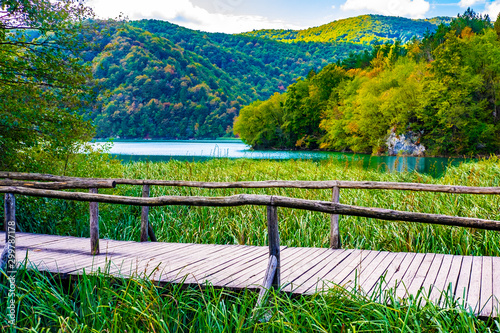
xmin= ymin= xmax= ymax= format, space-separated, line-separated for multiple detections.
xmin=237 ymin=11 xmax=500 ymax=156
xmin=241 ymin=15 xmax=451 ymax=45
xmin=2 ymin=267 xmax=497 ymax=332
xmin=84 ymin=20 xmax=366 ymax=140
xmin=0 ymin=0 xmax=96 ymax=171
xmin=495 ymin=13 xmax=500 ymax=38
xmin=233 ymin=93 xmax=287 ymax=148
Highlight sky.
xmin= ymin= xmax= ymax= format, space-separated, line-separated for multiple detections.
xmin=87 ymin=0 xmax=500 ymax=34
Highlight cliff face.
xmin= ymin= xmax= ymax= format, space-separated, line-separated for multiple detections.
xmin=386 ymin=130 xmax=426 ymax=156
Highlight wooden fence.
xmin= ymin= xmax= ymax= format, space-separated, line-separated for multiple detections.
xmin=2 ymin=171 xmax=500 ymax=301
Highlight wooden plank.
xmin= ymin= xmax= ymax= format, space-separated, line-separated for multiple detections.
xmin=404 ymin=253 xmax=437 ymax=298
xmin=90 ymin=242 xmax=201 ymax=278
xmin=6 ymin=232 xmax=500 ymax=319
xmin=332 ymin=250 xmax=383 ymax=290
xmin=282 ymin=249 xmax=342 ymax=293
xmin=301 ymin=250 xmax=366 ymax=294
xmin=493 ymin=257 xmax=500 ymax=317
xmin=200 ymin=247 xmax=271 ymax=288
xmin=366 ymin=252 xmax=408 ymax=296
xmin=294 ymin=249 xmax=355 ymax=294
xmin=357 ymin=252 xmax=399 ymax=295
xmin=455 ymin=256 xmax=473 ymax=303
xmin=228 ymin=247 xmax=311 ymax=289
xmin=102 ymin=243 xmax=230 ymax=278
xmin=27 ymin=240 xmax=176 ymax=274
xmin=479 ymin=256 xmax=493 ymax=317
xmin=170 ymin=245 xmax=259 ymax=283
xmin=466 ymin=256 xmax=482 ymax=314
xmin=343 ymin=251 xmax=392 ymax=292
xmin=58 ymin=241 xmax=196 ymax=274
xmin=281 ymin=248 xmax=330 ymax=282
xmin=225 ymin=246 xmax=306 ymax=289
xmin=206 ymin=245 xmax=275 ymax=286
xmin=427 ymin=254 xmax=454 ymax=304
xmin=394 ymin=253 xmax=428 ymax=299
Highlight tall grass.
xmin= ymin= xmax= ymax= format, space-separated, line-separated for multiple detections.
xmin=14 ymin=156 xmax=500 ymax=256
xmin=1 ymin=266 xmax=498 ymax=332
xmin=3 ymin=156 xmax=500 ymax=330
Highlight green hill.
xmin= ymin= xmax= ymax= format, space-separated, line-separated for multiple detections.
xmin=241 ymin=15 xmax=452 ymax=45
xmin=84 ymin=16 xmax=449 ymax=140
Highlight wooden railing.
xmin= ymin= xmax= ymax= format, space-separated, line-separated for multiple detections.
xmin=2 ymin=171 xmax=500 ymax=301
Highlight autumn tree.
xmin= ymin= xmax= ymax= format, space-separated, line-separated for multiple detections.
xmin=0 ymin=0 xmax=96 ymax=171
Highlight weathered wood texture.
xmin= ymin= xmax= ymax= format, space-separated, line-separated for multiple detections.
xmin=2 ymin=171 xmax=500 ymax=194
xmin=4 ymin=193 xmax=15 ymax=235
xmin=141 ymin=185 xmax=150 ymax=242
xmin=267 ymin=205 xmax=280 ymax=288
xmin=330 ymin=186 xmax=340 ymax=249
xmin=2 ymin=232 xmax=498 ymax=318
xmin=0 ymin=179 xmax=116 ymax=189
xmin=2 ymin=186 xmax=500 ymax=231
xmin=256 ymin=254 xmax=278 ymax=309
xmin=89 ymin=188 xmax=99 ymax=255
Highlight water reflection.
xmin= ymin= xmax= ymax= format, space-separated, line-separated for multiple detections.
xmin=94 ymin=140 xmax=470 ymax=177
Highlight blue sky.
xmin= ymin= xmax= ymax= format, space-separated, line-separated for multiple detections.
xmin=88 ymin=0 xmax=500 ymax=33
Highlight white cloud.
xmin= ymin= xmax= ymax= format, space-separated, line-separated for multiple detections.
xmin=340 ymin=0 xmax=430 ymax=18
xmin=484 ymin=1 xmax=500 ymax=19
xmin=458 ymin=0 xmax=484 ymax=8
xmin=87 ymin=0 xmax=301 ymax=33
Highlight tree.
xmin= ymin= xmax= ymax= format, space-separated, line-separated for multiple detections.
xmin=0 ymin=0 xmax=96 ymax=171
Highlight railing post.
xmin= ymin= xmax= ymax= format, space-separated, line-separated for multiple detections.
xmin=140 ymin=184 xmax=157 ymax=242
xmin=140 ymin=185 xmax=150 ymax=242
xmin=1 ymin=193 xmax=16 ymax=272
xmin=255 ymin=204 xmax=280 ymax=313
xmin=267 ymin=204 xmax=280 ymax=288
xmin=89 ymin=188 xmax=99 ymax=255
xmin=4 ymin=193 xmax=15 ymax=236
xmin=330 ymin=186 xmax=340 ymax=249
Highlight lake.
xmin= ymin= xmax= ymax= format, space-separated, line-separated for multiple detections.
xmin=93 ymin=140 xmax=471 ymax=176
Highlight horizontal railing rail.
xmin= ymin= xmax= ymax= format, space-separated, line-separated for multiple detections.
xmin=1 ymin=171 xmax=500 ymax=194
xmin=1 ymin=186 xmax=499 ymax=231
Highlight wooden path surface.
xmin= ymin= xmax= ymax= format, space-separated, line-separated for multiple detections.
xmin=2 ymin=232 xmax=499 ymax=317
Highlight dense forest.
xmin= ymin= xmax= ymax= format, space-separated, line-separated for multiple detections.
xmin=234 ymin=10 xmax=500 ymax=157
xmin=82 ymin=16 xmax=446 ymax=140
xmin=242 ymin=15 xmax=452 ymax=45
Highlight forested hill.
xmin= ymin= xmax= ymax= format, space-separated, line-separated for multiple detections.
xmin=85 ymin=16 xmax=446 ymax=140
xmin=241 ymin=15 xmax=452 ymax=45
xmin=233 ymin=11 xmax=500 ymax=157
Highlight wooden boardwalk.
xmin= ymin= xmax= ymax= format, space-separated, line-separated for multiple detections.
xmin=2 ymin=232 xmax=499 ymax=317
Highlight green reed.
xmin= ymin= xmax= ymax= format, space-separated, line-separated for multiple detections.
xmin=1 ymin=266 xmax=498 ymax=332
xmin=14 ymin=156 xmax=500 ymax=256
xmin=3 ymin=156 xmax=500 ymax=331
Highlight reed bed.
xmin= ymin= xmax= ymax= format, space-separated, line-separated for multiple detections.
xmin=1 ymin=265 xmax=498 ymax=332
xmin=13 ymin=156 xmax=500 ymax=256
xmin=3 ymin=156 xmax=500 ymax=331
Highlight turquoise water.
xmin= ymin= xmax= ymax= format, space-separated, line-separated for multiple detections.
xmin=93 ymin=140 xmax=470 ymax=176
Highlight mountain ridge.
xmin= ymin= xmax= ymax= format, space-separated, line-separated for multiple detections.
xmin=240 ymin=14 xmax=453 ymax=45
